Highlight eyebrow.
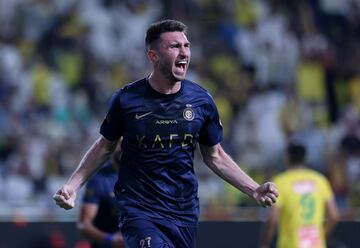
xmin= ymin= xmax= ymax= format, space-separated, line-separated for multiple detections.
xmin=169 ymin=41 xmax=191 ymax=46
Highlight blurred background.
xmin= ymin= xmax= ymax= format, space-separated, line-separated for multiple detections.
xmin=0 ymin=0 xmax=360 ymax=246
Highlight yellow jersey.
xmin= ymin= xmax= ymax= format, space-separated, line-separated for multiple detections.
xmin=273 ymin=168 xmax=334 ymax=248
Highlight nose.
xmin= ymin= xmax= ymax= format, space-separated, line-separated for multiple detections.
xmin=179 ymin=45 xmax=189 ymax=57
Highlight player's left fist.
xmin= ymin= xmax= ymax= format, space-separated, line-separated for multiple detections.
xmin=253 ymin=182 xmax=279 ymax=208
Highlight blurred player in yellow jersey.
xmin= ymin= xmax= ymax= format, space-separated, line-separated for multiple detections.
xmin=259 ymin=142 xmax=339 ymax=248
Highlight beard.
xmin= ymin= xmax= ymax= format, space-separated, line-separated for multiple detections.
xmin=159 ymin=59 xmax=185 ymax=83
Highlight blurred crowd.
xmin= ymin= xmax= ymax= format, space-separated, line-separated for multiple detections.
xmin=1 ymin=0 xmax=360 ymax=221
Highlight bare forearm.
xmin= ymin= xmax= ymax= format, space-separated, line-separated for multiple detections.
xmin=203 ymin=146 xmax=259 ymax=197
xmin=200 ymin=144 xmax=278 ymax=208
xmin=66 ymin=137 xmax=116 ymax=191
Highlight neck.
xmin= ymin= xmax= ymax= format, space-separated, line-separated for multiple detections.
xmin=148 ymin=72 xmax=181 ymax=94
xmin=291 ymin=163 xmax=306 ymax=169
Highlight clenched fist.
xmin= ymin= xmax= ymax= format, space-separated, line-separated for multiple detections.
xmin=253 ymin=182 xmax=279 ymax=207
xmin=53 ymin=185 xmax=77 ymax=210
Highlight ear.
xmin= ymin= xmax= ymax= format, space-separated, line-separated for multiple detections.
xmin=147 ymin=50 xmax=158 ymax=63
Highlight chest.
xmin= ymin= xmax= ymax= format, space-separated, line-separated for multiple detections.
xmin=121 ymin=97 xmax=205 ymax=149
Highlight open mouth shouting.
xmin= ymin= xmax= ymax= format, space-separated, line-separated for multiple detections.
xmin=175 ymin=60 xmax=188 ymax=74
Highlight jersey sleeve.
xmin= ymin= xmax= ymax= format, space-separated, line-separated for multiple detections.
xmin=82 ymin=176 xmax=102 ymax=204
xmin=100 ymin=91 xmax=123 ymax=141
xmin=198 ymin=94 xmax=223 ymax=146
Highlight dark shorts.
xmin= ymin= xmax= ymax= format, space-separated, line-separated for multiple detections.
xmin=121 ymin=219 xmax=197 ymax=248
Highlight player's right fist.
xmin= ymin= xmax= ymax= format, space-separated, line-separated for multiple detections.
xmin=53 ymin=185 xmax=76 ymax=210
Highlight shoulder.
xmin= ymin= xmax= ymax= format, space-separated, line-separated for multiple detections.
xmin=183 ymin=79 xmax=212 ymax=97
xmin=273 ymin=170 xmax=289 ymax=183
xmin=183 ymin=79 xmax=217 ymax=107
xmin=109 ymin=78 xmax=147 ymax=106
xmin=272 ymin=171 xmax=294 ymax=190
xmin=300 ymin=168 xmax=324 ymax=180
xmin=308 ymin=169 xmax=330 ymax=185
xmin=121 ymin=78 xmax=147 ymax=92
xmin=114 ymin=78 xmax=147 ymax=97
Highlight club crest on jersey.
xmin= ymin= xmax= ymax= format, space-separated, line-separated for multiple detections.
xmin=183 ymin=104 xmax=195 ymax=121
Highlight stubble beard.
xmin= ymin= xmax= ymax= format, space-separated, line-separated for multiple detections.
xmin=159 ymin=61 xmax=183 ymax=85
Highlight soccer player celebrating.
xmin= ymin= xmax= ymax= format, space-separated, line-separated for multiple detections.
xmin=259 ymin=142 xmax=339 ymax=248
xmin=54 ymin=19 xmax=278 ymax=248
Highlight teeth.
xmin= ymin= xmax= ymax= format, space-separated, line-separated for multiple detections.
xmin=177 ymin=61 xmax=187 ymax=65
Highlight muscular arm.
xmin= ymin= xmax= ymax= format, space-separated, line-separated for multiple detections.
xmin=200 ymin=143 xmax=259 ymax=197
xmin=199 ymin=143 xmax=278 ymax=206
xmin=53 ymin=136 xmax=118 ymax=209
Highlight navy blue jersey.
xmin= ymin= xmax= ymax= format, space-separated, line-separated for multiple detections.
xmin=100 ymin=78 xmax=223 ymax=227
xmin=82 ymin=161 xmax=119 ymax=234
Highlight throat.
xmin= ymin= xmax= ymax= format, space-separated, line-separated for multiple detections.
xmin=148 ymin=74 xmax=181 ymax=94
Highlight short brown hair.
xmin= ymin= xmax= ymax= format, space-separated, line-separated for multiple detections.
xmin=145 ymin=19 xmax=187 ymax=50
